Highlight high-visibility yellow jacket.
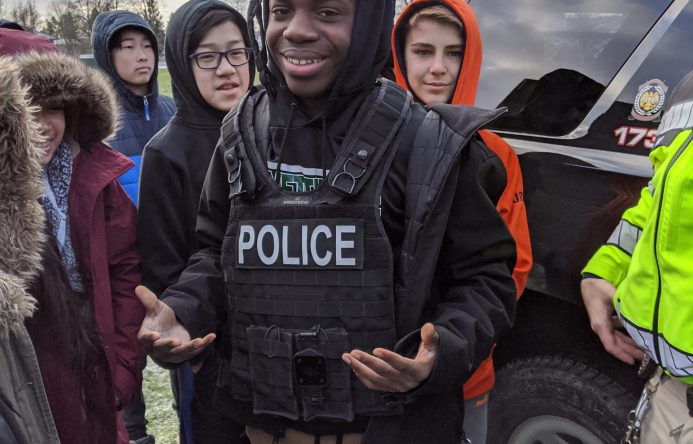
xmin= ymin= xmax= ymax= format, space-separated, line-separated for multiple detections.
xmin=583 ymin=129 xmax=693 ymax=383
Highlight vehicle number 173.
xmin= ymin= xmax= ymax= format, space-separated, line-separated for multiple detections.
xmin=614 ymin=126 xmax=657 ymax=149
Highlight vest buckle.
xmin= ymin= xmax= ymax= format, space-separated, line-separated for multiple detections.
xmin=225 ymin=148 xmax=245 ymax=198
xmin=307 ymin=392 xmax=325 ymax=405
xmin=331 ymin=157 xmax=368 ymax=196
xmin=381 ymin=392 xmax=405 ymax=409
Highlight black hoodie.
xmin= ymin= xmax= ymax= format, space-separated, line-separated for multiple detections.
xmin=162 ymin=1 xmax=516 ymax=442
xmin=137 ymin=0 xmax=255 ymax=297
xmin=247 ymin=0 xmax=396 ymax=181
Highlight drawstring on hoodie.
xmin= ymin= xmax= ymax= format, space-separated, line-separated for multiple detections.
xmin=321 ymin=114 xmax=328 ymax=180
xmin=273 ymin=102 xmax=297 ymax=184
xmin=143 ymin=96 xmax=150 ymax=121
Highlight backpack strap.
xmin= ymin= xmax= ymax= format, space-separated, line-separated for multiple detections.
xmin=328 ymin=79 xmax=412 ymax=196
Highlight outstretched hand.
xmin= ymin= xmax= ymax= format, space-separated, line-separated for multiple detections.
xmin=342 ymin=323 xmax=439 ymax=392
xmin=580 ymin=278 xmax=643 ymax=365
xmin=136 ymin=285 xmax=216 ymax=363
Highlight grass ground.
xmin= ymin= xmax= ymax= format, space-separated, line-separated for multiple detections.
xmin=143 ymin=358 xmax=178 ymax=443
xmin=158 ymin=68 xmax=172 ymax=96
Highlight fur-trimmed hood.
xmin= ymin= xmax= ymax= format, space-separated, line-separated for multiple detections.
xmin=15 ymin=51 xmax=118 ymax=150
xmin=0 ymin=56 xmax=46 ymax=337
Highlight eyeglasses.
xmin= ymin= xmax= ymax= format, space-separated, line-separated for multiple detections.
xmin=189 ymin=48 xmax=253 ymax=70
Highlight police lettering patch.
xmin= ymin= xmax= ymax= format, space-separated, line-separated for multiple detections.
xmin=236 ymin=219 xmax=364 ymax=269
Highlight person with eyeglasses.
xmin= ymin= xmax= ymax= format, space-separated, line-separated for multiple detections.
xmin=137 ymin=1 xmax=254 ymax=443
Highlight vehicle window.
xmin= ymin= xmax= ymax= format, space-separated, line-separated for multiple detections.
xmin=471 ymin=0 xmax=671 ymax=136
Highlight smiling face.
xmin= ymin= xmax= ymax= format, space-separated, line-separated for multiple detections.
xmin=111 ymin=28 xmax=155 ymax=96
xmin=266 ymin=0 xmax=355 ymax=115
xmin=35 ymin=107 xmax=66 ymax=167
xmin=191 ymin=20 xmax=251 ymax=112
xmin=404 ymin=18 xmax=463 ymax=105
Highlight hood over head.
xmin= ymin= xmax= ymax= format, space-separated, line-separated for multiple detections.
xmin=91 ymin=10 xmax=161 ymax=102
xmin=14 ymin=51 xmax=118 ymax=150
xmin=0 ymin=28 xmax=58 ymax=55
xmin=249 ymin=0 xmax=395 ymax=120
xmin=166 ymin=0 xmax=255 ymax=127
xmin=0 ymin=56 xmax=47 ymax=336
xmin=247 ymin=0 xmax=396 ymax=177
xmin=392 ymin=0 xmax=482 ymax=106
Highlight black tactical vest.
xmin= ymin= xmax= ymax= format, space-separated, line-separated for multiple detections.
xmin=218 ymin=80 xmax=412 ymax=422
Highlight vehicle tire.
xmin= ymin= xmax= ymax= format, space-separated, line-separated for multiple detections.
xmin=487 ymin=355 xmax=638 ymax=444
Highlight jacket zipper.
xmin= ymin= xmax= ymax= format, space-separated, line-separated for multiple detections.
xmin=651 ymin=131 xmax=693 ymax=365
xmin=143 ymin=96 xmax=150 ymax=121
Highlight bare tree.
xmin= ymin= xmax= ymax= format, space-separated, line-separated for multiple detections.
xmin=72 ymin=0 xmax=118 ymax=33
xmin=44 ymin=0 xmax=82 ymax=52
xmin=43 ymin=0 xmax=124 ymax=53
xmin=11 ymin=0 xmax=39 ymax=32
xmin=227 ymin=0 xmax=250 ymax=14
xmin=0 ymin=0 xmax=7 ymax=18
xmin=132 ymin=0 xmax=165 ymax=52
xmin=395 ymin=0 xmax=412 ymax=15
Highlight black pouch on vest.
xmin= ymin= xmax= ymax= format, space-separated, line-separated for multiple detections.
xmin=294 ymin=326 xmax=354 ymax=422
xmin=247 ymin=325 xmax=300 ymax=420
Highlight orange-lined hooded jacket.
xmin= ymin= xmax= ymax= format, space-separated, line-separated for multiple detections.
xmin=393 ymin=0 xmax=532 ymax=400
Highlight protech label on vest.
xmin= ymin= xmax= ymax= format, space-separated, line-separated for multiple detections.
xmin=236 ymin=219 xmax=364 ymax=270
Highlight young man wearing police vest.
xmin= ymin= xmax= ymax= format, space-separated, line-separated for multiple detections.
xmin=136 ymin=1 xmax=517 ymax=443
xmin=581 ymin=72 xmax=693 ymax=442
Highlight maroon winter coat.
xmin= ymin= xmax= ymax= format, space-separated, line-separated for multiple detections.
xmin=70 ymin=142 xmax=144 ymax=409
xmin=15 ymin=50 xmax=145 ymax=444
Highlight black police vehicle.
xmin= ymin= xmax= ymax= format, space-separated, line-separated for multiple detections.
xmin=469 ymin=0 xmax=693 ymax=442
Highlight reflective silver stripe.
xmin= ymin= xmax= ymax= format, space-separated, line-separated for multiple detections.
xmin=617 ymin=303 xmax=693 ymax=378
xmin=606 ymin=219 xmax=642 ymax=255
xmin=657 ymin=100 xmax=693 ymax=136
xmin=623 ymin=325 xmax=693 ymax=378
xmin=648 ymin=179 xmax=656 ymax=196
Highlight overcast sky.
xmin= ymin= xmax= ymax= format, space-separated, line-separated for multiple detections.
xmin=31 ymin=0 xmax=189 ymax=20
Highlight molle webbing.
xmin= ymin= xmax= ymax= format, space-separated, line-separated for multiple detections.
xmin=219 ymin=81 xmax=413 ymax=423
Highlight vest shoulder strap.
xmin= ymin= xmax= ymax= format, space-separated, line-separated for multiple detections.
xmin=220 ymin=88 xmax=264 ymax=199
xmin=327 ymin=79 xmax=412 ymax=196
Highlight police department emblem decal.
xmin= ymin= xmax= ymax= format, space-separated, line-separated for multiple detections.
xmin=631 ymin=79 xmax=667 ymax=122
